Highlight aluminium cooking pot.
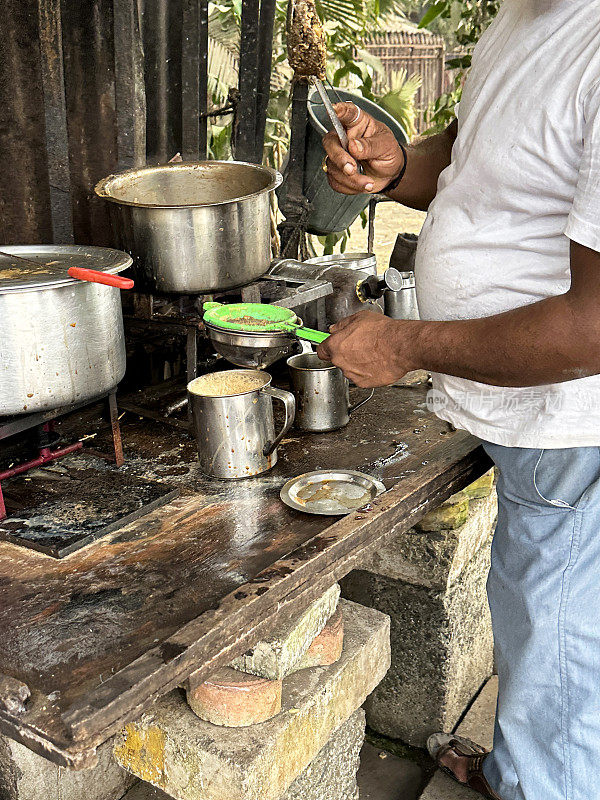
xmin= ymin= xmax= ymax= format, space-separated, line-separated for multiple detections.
xmin=95 ymin=161 xmax=283 ymax=294
xmin=0 ymin=245 xmax=132 ymax=416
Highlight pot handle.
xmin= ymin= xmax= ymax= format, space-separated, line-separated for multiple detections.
xmin=348 ymin=388 xmax=374 ymax=416
xmin=261 ymin=386 xmax=296 ymax=457
xmin=68 ymin=267 xmax=134 ymax=290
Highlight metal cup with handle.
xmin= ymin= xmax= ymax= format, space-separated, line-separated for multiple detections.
xmin=188 ymin=369 xmax=295 ymax=479
xmin=287 ymin=353 xmax=373 ymax=432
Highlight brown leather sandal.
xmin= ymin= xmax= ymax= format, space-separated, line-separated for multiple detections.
xmin=427 ymin=733 xmax=502 ymax=800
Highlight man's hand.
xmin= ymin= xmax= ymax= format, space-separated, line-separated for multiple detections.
xmin=316 ymin=311 xmax=415 ymax=387
xmin=322 ymin=103 xmax=406 ymax=195
xmin=316 ymin=243 xmax=600 ymax=391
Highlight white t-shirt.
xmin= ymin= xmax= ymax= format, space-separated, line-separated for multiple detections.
xmin=415 ymin=0 xmax=600 ymax=448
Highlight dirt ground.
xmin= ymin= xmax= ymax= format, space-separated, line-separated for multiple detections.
xmin=341 ymin=201 xmax=426 ymax=272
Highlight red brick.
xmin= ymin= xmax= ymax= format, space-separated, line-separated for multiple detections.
xmin=297 ymin=607 xmax=344 ymax=670
xmin=186 ymin=667 xmax=282 ymax=727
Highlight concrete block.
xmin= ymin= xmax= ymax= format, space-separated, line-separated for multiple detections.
xmin=283 ymin=708 xmax=364 ymax=800
xmin=294 ymin=607 xmax=344 ymax=672
xmin=121 ymin=709 xmax=365 ymax=800
xmin=341 ymin=497 xmax=495 ymax=747
xmin=448 ymin=471 xmax=495 ymax=504
xmin=231 ymin=583 xmax=341 ymax=680
xmin=415 ymin=500 xmax=470 ymax=532
xmin=0 ymin=734 xmax=135 ymax=800
xmin=358 ymin=492 xmax=497 ymax=593
xmin=114 ymin=600 xmax=390 ymax=800
xmin=419 ymin=677 xmax=497 ymax=800
xmin=186 ymin=667 xmax=282 ymax=727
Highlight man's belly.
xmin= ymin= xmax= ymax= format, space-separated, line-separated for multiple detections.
xmin=414 ymin=205 xmax=572 ymax=322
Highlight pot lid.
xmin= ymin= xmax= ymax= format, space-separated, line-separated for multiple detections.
xmin=0 ymin=245 xmax=133 ymax=294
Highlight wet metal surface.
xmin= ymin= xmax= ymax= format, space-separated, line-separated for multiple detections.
xmin=0 ymin=461 xmax=177 ymax=557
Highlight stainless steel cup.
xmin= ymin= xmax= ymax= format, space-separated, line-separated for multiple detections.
xmin=188 ymin=369 xmax=295 ymax=479
xmin=287 ymin=353 xmax=373 ymax=432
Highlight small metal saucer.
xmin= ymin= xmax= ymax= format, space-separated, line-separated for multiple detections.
xmin=280 ymin=470 xmax=386 ymax=516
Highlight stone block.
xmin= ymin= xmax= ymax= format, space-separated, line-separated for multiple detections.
xmin=0 ymin=734 xmax=135 ymax=800
xmin=448 ymin=470 xmax=495 ymax=504
xmin=294 ymin=607 xmax=344 ymax=672
xmin=121 ymin=709 xmax=365 ymax=800
xmin=420 ymin=677 xmax=497 ymax=800
xmin=186 ymin=667 xmax=282 ymax=726
xmin=283 ymin=708 xmax=364 ymax=800
xmin=114 ymin=600 xmax=390 ymax=800
xmin=341 ymin=496 xmax=495 ymax=747
xmin=360 ymin=492 xmax=497 ymax=592
xmin=415 ymin=500 xmax=470 ymax=532
xmin=231 ymin=583 xmax=340 ymax=679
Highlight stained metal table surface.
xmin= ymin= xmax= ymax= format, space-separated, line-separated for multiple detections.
xmin=0 ymin=381 xmax=491 ymax=767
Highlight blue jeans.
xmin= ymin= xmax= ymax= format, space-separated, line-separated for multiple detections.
xmin=481 ymin=443 xmax=600 ymax=800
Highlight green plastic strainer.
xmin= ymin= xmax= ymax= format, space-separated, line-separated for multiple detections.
xmin=203 ymin=302 xmax=330 ymax=345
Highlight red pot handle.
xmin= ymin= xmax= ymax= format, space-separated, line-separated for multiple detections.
xmin=68 ymin=267 xmax=134 ymax=290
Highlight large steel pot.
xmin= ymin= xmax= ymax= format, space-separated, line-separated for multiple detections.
xmin=0 ymin=246 xmax=131 ymax=416
xmin=95 ymin=161 xmax=283 ymax=294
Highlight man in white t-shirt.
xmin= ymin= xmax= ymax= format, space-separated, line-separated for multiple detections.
xmin=318 ymin=1 xmax=600 ymax=798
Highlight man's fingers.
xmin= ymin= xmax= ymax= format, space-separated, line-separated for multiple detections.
xmin=316 ymin=341 xmax=332 ymax=361
xmin=333 ymin=102 xmax=365 ymax=129
xmin=348 ymin=136 xmax=383 ymax=161
xmin=329 ymin=316 xmax=356 ymax=334
xmin=330 ymin=311 xmax=372 ymax=333
xmin=323 ymin=131 xmax=356 ymax=174
xmin=326 ymin=162 xmax=377 ymax=195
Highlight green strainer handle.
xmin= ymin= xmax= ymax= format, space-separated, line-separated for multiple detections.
xmin=290 ymin=325 xmax=330 ymax=344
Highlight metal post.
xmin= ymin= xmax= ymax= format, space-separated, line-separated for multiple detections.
xmin=108 ymin=391 xmax=125 ymax=467
xmin=113 ymin=0 xmax=147 ymax=169
xmin=186 ymin=329 xmax=198 ymax=424
xmin=234 ymin=0 xmax=260 ymax=161
xmin=38 ymin=0 xmax=74 ymax=242
xmin=278 ymin=79 xmax=310 ymax=258
xmin=367 ymin=197 xmax=377 ymax=254
xmin=199 ymin=0 xmax=209 ymax=158
xmin=254 ymin=0 xmax=277 ymax=160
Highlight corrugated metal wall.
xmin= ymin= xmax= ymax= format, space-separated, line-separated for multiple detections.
xmin=0 ymin=0 xmax=212 ymax=245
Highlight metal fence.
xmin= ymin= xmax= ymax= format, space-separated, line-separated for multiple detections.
xmin=364 ymin=28 xmax=445 ymax=134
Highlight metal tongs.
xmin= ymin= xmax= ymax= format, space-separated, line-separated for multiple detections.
xmin=310 ymin=78 xmax=365 ymax=174
xmin=311 ymin=78 xmax=349 ymax=149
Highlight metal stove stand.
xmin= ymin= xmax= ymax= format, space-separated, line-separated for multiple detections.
xmin=0 ymin=391 xmax=123 ymax=520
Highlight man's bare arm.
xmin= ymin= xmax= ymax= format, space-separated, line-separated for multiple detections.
xmin=322 ymin=104 xmax=457 ymax=211
xmin=386 ymin=120 xmax=457 ymax=211
xmin=317 ymin=242 xmax=600 ymax=388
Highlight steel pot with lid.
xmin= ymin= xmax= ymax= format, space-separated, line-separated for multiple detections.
xmin=0 ymin=245 xmax=132 ymax=416
xmin=95 ymin=161 xmax=283 ymax=294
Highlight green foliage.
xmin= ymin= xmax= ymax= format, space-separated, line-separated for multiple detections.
xmin=418 ymin=0 xmax=500 ymax=44
xmin=377 ymin=69 xmax=422 ymax=137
